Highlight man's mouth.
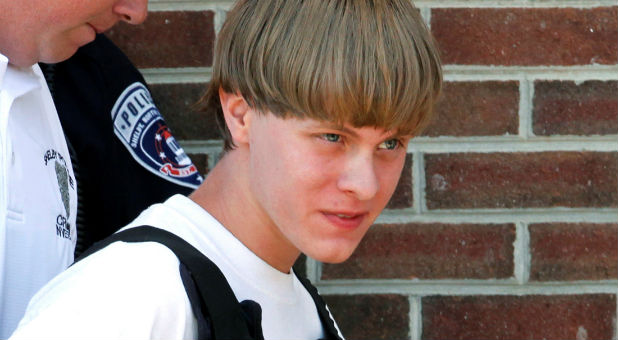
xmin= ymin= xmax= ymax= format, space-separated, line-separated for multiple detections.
xmin=322 ymin=211 xmax=368 ymax=230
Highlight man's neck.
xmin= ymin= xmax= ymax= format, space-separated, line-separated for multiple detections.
xmin=189 ymin=150 xmax=300 ymax=273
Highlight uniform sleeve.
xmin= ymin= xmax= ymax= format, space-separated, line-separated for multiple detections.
xmin=42 ymin=34 xmax=202 ymax=253
xmin=10 ymin=242 xmax=197 ymax=340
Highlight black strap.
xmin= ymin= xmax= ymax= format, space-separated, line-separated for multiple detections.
xmin=179 ymin=263 xmax=214 ymax=339
xmin=76 ymin=225 xmax=342 ymax=340
xmin=295 ymin=275 xmax=343 ymax=340
xmin=180 ymin=264 xmax=264 ymax=340
xmin=76 ymin=226 xmax=253 ymax=340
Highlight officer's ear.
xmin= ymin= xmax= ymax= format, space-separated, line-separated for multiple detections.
xmin=219 ymin=88 xmax=251 ymax=147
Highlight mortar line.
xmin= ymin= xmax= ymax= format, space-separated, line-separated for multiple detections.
xmin=519 ymin=77 xmax=533 ymax=139
xmin=147 ymin=1 xmax=234 ymax=12
xmin=141 ymin=65 xmax=618 ymax=84
xmin=207 ymin=148 xmax=223 ymax=170
xmin=187 ymin=136 xmax=618 ymax=152
xmin=409 ymin=296 xmax=423 ymax=340
xmin=146 ymin=0 xmax=618 ymax=9
xmin=213 ymin=6 xmax=228 ymax=35
xmin=316 ymin=261 xmax=323 ymax=283
xmin=412 ymin=151 xmax=424 ymax=214
xmin=407 ymin=138 xmax=617 ymax=153
xmin=412 ymin=0 xmax=617 ymax=8
xmin=306 ymin=257 xmax=321 ymax=283
xmin=180 ymin=143 xmax=222 ymax=155
xmin=513 ymin=222 xmax=531 ymax=284
xmin=314 ymin=280 xmax=618 ymax=296
xmin=614 ymin=291 xmax=618 ymax=340
xmin=443 ymin=65 xmax=618 ymax=81
xmin=419 ymin=7 xmax=431 ymax=28
xmin=376 ymin=209 xmax=618 ymax=224
xmin=142 ymin=67 xmax=211 ymax=84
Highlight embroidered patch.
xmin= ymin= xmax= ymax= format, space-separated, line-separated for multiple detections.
xmin=112 ymin=82 xmax=203 ymax=188
xmin=43 ymin=148 xmax=74 ymax=240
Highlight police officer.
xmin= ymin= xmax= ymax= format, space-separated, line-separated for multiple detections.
xmin=40 ymin=34 xmax=203 ymax=256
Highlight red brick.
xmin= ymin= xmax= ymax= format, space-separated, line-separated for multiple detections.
xmin=530 ymin=223 xmax=618 ymax=281
xmin=425 ymin=152 xmax=618 ymax=209
xmin=533 ymin=81 xmax=618 ymax=136
xmin=424 ymin=82 xmax=519 ymax=137
xmin=149 ymin=83 xmax=220 ymax=140
xmin=107 ymin=11 xmax=215 ymax=68
xmin=386 ymin=154 xmax=413 ymax=209
xmin=322 ymin=223 xmax=515 ymax=279
xmin=187 ymin=153 xmax=209 ymax=176
xmin=431 ymin=8 xmax=618 ymax=66
xmin=422 ymin=294 xmax=616 ymax=340
xmin=324 ymin=295 xmax=409 ymax=340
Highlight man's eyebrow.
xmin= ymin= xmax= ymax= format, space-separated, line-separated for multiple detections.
xmin=312 ymin=122 xmax=412 ymax=140
xmin=390 ymin=132 xmax=414 ymax=139
xmin=376 ymin=129 xmax=413 ymax=140
xmin=333 ymin=125 xmax=360 ymax=138
xmin=314 ymin=122 xmax=360 ymax=138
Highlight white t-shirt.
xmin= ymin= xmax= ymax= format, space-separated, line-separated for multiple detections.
xmin=11 ymin=195 xmax=340 ymax=340
xmin=0 ymin=54 xmax=77 ymax=339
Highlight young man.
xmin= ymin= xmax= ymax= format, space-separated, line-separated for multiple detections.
xmin=11 ymin=0 xmax=442 ymax=338
xmin=0 ymin=0 xmax=147 ymax=337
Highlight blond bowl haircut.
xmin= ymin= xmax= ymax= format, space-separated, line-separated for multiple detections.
xmin=200 ymin=0 xmax=442 ymax=152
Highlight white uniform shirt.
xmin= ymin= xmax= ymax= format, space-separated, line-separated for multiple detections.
xmin=12 ymin=195 xmax=341 ymax=340
xmin=0 ymin=54 xmax=77 ymax=339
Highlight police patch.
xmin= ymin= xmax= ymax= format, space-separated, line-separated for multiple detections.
xmin=112 ymin=82 xmax=203 ymax=188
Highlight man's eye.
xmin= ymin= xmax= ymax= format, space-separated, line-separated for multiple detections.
xmin=379 ymin=139 xmax=400 ymax=150
xmin=321 ymin=133 xmax=341 ymax=143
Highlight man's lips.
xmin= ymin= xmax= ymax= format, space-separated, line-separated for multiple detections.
xmin=321 ymin=211 xmax=368 ymax=230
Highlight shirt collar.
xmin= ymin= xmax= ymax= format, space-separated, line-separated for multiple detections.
xmin=0 ymin=52 xmax=41 ymax=99
xmin=0 ymin=53 xmax=8 ymax=89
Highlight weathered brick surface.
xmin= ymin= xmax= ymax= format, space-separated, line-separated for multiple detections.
xmin=386 ymin=154 xmax=413 ymax=209
xmin=322 ymin=223 xmax=515 ymax=279
xmin=422 ymin=294 xmax=617 ymax=340
xmin=530 ymin=223 xmax=618 ymax=281
xmin=107 ymin=11 xmax=215 ymax=68
xmin=423 ymin=81 xmax=519 ymax=137
xmin=187 ymin=153 xmax=209 ymax=176
xmin=149 ymin=83 xmax=220 ymax=140
xmin=324 ymin=295 xmax=409 ymax=340
xmin=431 ymin=7 xmax=618 ymax=66
xmin=533 ymin=80 xmax=618 ymax=136
xmin=425 ymin=152 xmax=618 ymax=209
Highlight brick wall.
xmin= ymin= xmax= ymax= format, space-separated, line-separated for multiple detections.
xmin=107 ymin=0 xmax=618 ymax=339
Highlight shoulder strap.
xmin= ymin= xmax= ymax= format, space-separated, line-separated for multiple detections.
xmin=295 ymin=274 xmax=344 ymax=340
xmin=178 ymin=262 xmax=214 ymax=339
xmin=75 ymin=225 xmax=253 ymax=340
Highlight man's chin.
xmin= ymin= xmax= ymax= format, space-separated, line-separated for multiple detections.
xmin=308 ymin=246 xmax=357 ymax=265
xmin=5 ymin=49 xmax=40 ymax=68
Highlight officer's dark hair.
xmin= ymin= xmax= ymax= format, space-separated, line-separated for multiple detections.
xmin=200 ymin=0 xmax=442 ymax=153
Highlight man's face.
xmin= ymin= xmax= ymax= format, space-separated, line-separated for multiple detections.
xmin=1 ymin=0 xmax=147 ymax=66
xmin=246 ymin=113 xmax=410 ymax=264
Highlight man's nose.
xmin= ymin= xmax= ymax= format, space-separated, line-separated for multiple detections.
xmin=114 ymin=0 xmax=148 ymax=25
xmin=337 ymin=152 xmax=379 ymax=201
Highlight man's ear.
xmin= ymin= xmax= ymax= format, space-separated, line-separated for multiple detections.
xmin=219 ymin=88 xmax=251 ymax=146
